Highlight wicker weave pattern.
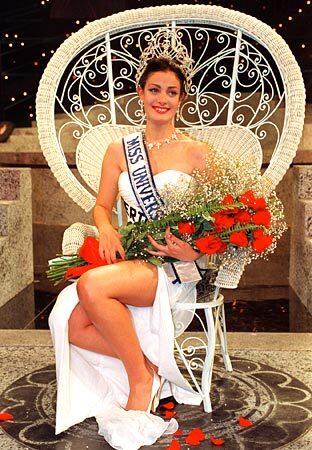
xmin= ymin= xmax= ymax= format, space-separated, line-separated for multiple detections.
xmin=62 ymin=223 xmax=99 ymax=255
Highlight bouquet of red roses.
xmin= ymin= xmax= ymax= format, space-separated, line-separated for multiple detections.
xmin=47 ymin=184 xmax=285 ymax=285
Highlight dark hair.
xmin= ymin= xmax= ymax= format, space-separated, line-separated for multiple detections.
xmin=138 ymin=57 xmax=186 ymax=96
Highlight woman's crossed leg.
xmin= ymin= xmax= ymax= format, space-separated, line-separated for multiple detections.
xmin=68 ymin=259 xmax=158 ymax=411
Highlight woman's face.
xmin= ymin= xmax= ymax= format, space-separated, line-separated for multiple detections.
xmin=138 ymin=70 xmax=182 ymax=124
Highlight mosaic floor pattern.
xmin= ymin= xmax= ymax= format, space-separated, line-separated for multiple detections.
xmin=1 ymin=348 xmax=311 ymax=449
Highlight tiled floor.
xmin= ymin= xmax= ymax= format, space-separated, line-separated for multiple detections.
xmin=0 ymin=331 xmax=311 ymax=449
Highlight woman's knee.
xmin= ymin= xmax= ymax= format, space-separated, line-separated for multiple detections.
xmin=76 ymin=270 xmax=97 ymax=305
xmin=76 ymin=268 xmax=111 ymax=310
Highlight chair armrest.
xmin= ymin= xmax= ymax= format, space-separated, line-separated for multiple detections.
xmin=62 ymin=222 xmax=99 ymax=255
xmin=214 ymin=248 xmax=250 ymax=289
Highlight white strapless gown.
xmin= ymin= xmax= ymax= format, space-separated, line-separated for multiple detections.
xmin=49 ymin=170 xmax=202 ymax=450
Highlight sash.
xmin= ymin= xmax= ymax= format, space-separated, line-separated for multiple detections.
xmin=123 ymin=200 xmax=147 ymax=224
xmin=122 ymin=132 xmax=163 ymax=220
xmin=122 ymin=131 xmax=202 ymax=284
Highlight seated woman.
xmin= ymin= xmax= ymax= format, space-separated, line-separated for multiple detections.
xmin=49 ymin=29 xmax=214 ymax=450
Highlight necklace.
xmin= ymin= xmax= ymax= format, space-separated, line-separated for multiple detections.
xmin=143 ymin=129 xmax=182 ymax=150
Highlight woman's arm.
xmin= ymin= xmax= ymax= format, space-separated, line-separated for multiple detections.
xmin=93 ymin=142 xmax=126 ymax=263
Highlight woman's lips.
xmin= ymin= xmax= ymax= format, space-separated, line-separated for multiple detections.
xmin=152 ymin=106 xmax=170 ymax=114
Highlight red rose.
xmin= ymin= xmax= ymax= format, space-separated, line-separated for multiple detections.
xmin=251 ymin=209 xmax=271 ymax=227
xmin=221 ymin=194 xmax=239 ymax=214
xmin=221 ymin=194 xmax=235 ymax=205
xmin=212 ymin=212 xmax=235 ymax=231
xmin=222 ymin=206 xmax=240 ymax=215
xmin=218 ymin=241 xmax=227 ymax=253
xmin=253 ymin=229 xmax=265 ymax=239
xmin=252 ymin=229 xmax=273 ymax=253
xmin=253 ymin=197 xmax=266 ymax=210
xmin=238 ymin=190 xmax=255 ymax=207
xmin=195 ymin=235 xmax=226 ymax=254
xmin=239 ymin=190 xmax=267 ymax=211
xmin=229 ymin=230 xmax=248 ymax=247
xmin=235 ymin=209 xmax=252 ymax=224
xmin=178 ymin=221 xmax=196 ymax=235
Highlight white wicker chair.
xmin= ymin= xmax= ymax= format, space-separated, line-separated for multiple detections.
xmin=36 ymin=4 xmax=305 ymax=413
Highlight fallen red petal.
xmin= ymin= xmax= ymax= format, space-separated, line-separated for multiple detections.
xmin=162 ymin=401 xmax=175 ymax=410
xmin=189 ymin=428 xmax=205 ymax=440
xmin=185 ymin=436 xmax=201 ymax=446
xmin=210 ymin=435 xmax=225 ymax=446
xmin=185 ymin=428 xmax=205 ymax=445
xmin=0 ymin=412 xmax=14 ymax=421
xmin=173 ymin=428 xmax=183 ymax=436
xmin=163 ymin=410 xmax=177 ymax=419
xmin=238 ymin=416 xmax=253 ymax=427
xmin=166 ymin=440 xmax=181 ymax=450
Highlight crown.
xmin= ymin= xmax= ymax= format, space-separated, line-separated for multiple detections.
xmin=135 ymin=27 xmax=194 ymax=94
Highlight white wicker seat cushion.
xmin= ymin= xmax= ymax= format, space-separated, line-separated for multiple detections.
xmin=76 ymin=124 xmax=262 ymax=194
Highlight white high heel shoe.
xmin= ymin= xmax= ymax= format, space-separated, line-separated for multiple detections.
xmin=125 ymin=369 xmax=165 ymax=413
xmin=147 ymin=369 xmax=163 ymax=413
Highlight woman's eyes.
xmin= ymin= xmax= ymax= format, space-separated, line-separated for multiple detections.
xmin=148 ymin=88 xmax=178 ymax=96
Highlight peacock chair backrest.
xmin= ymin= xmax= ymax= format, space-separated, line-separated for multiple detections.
xmin=36 ymin=4 xmax=305 ymax=225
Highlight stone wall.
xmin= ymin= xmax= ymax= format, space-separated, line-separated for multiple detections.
xmin=289 ymin=166 xmax=312 ymax=314
xmin=0 ymin=168 xmax=34 ymax=327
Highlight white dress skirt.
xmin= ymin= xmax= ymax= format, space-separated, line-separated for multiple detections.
xmin=49 ymin=170 xmax=203 ymax=450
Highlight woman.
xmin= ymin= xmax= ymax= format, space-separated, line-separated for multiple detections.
xmin=49 ymin=43 xmax=213 ymax=449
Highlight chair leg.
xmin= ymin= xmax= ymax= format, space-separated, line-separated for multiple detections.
xmin=201 ymin=307 xmax=218 ymax=412
xmin=174 ymin=338 xmax=203 ymax=396
xmin=216 ymin=303 xmax=233 ymax=371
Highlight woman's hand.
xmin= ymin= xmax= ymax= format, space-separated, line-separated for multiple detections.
xmin=98 ymin=224 xmax=126 ymax=264
xmin=147 ymin=226 xmax=199 ymax=262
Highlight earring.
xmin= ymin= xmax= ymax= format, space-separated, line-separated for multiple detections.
xmin=176 ymin=104 xmax=181 ymax=122
xmin=139 ymin=99 xmax=145 ymax=122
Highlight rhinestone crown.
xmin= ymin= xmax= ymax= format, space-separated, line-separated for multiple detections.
xmin=135 ymin=27 xmax=194 ymax=94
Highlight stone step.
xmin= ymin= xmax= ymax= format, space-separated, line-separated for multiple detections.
xmin=4 ymin=132 xmax=41 ymax=152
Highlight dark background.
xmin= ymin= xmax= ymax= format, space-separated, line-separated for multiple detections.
xmin=1 ymin=0 xmax=311 ymax=126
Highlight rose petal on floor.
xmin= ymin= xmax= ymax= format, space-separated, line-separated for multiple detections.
xmin=162 ymin=401 xmax=176 ymax=410
xmin=184 ymin=428 xmax=205 ymax=445
xmin=166 ymin=439 xmax=181 ymax=450
xmin=210 ymin=435 xmax=225 ymax=446
xmin=164 ymin=410 xmax=177 ymax=419
xmin=173 ymin=428 xmax=183 ymax=436
xmin=0 ymin=412 xmax=14 ymax=421
xmin=238 ymin=416 xmax=253 ymax=427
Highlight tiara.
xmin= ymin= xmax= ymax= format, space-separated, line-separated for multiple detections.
xmin=135 ymin=27 xmax=194 ymax=94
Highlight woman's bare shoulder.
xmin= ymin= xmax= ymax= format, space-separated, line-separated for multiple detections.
xmin=106 ymin=140 xmax=124 ymax=153
xmin=104 ymin=140 xmax=124 ymax=165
